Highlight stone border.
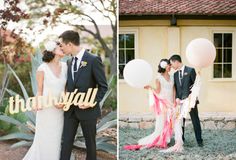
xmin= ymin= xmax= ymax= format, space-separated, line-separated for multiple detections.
xmin=119 ymin=112 xmax=236 ymax=130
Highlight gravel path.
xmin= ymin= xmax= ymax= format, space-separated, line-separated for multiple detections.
xmin=119 ymin=127 xmax=236 ymax=160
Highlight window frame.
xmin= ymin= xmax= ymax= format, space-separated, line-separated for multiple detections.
xmin=119 ymin=28 xmax=139 ymax=80
xmin=211 ymin=31 xmax=236 ymax=81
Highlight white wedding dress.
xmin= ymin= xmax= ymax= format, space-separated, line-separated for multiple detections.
xmin=138 ymin=74 xmax=174 ymax=147
xmin=23 ymin=62 xmax=67 ymax=160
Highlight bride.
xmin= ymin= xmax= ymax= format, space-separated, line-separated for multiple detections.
xmin=23 ymin=41 xmax=67 ymax=160
xmin=124 ymin=59 xmax=183 ymax=152
xmin=142 ymin=59 xmax=183 ymax=152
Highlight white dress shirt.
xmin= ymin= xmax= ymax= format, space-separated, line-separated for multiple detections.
xmin=72 ymin=48 xmax=85 ymax=80
xmin=179 ymin=65 xmax=185 ymax=76
xmin=179 ymin=65 xmax=185 ymax=85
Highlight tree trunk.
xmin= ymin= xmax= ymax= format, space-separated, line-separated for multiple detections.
xmin=109 ymin=48 xmax=117 ymax=75
xmin=110 ymin=21 xmax=117 ymax=75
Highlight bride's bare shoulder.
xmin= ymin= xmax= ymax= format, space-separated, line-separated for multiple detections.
xmin=156 ymin=73 xmax=162 ymax=81
xmin=37 ymin=63 xmax=46 ymax=72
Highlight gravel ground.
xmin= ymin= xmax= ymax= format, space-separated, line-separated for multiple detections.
xmin=119 ymin=127 xmax=236 ymax=160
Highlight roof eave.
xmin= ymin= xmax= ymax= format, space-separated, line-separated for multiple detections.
xmin=119 ymin=14 xmax=236 ymax=20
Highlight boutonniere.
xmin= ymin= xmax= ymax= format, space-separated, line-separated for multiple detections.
xmin=80 ymin=61 xmax=87 ymax=68
xmin=184 ymin=72 xmax=188 ymax=76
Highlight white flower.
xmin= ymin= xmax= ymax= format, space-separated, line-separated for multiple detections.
xmin=44 ymin=41 xmax=57 ymax=52
xmin=160 ymin=61 xmax=168 ymax=69
xmin=80 ymin=61 xmax=88 ymax=68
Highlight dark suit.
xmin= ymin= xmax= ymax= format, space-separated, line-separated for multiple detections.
xmin=60 ymin=51 xmax=108 ymax=160
xmin=174 ymin=66 xmax=203 ymax=144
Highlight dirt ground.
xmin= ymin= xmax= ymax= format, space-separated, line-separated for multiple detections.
xmin=0 ymin=141 xmax=116 ymax=160
xmin=0 ymin=127 xmax=117 ymax=160
xmin=0 ymin=141 xmax=28 ymax=160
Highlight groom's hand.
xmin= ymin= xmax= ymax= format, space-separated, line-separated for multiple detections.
xmin=176 ymin=98 xmax=181 ymax=105
xmin=79 ymin=104 xmax=91 ymax=110
xmin=55 ymin=104 xmax=64 ymax=109
xmin=173 ymin=101 xmax=177 ymax=107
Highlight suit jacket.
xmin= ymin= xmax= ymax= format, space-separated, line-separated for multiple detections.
xmin=65 ymin=51 xmax=108 ymax=120
xmin=174 ymin=66 xmax=198 ymax=102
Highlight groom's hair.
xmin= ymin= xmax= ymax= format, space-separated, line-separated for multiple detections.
xmin=169 ymin=54 xmax=182 ymax=63
xmin=59 ymin=30 xmax=80 ymax=46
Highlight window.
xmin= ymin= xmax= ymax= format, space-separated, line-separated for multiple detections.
xmin=119 ymin=33 xmax=136 ymax=79
xmin=213 ymin=33 xmax=232 ymax=78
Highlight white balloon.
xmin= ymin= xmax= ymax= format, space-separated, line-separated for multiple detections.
xmin=186 ymin=38 xmax=216 ymax=68
xmin=124 ymin=59 xmax=153 ymax=88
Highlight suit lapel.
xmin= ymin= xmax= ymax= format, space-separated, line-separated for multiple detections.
xmin=74 ymin=51 xmax=89 ymax=83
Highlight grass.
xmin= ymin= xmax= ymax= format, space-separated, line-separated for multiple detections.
xmin=119 ymin=126 xmax=236 ymax=160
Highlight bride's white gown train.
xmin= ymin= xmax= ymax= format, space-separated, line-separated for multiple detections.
xmin=138 ymin=74 xmax=183 ymax=151
xmin=138 ymin=74 xmax=174 ymax=147
xmin=23 ymin=62 xmax=67 ymax=160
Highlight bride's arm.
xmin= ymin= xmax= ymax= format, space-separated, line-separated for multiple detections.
xmin=35 ymin=71 xmax=44 ymax=110
xmin=36 ymin=71 xmax=44 ymax=96
xmin=154 ymin=79 xmax=161 ymax=94
xmin=173 ymin=86 xmax=176 ymax=107
xmin=144 ymin=79 xmax=161 ymax=94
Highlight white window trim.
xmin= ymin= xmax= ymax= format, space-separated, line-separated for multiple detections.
xmin=119 ymin=28 xmax=139 ymax=82
xmin=209 ymin=30 xmax=236 ymax=82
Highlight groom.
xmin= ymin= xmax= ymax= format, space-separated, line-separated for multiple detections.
xmin=169 ymin=54 xmax=203 ymax=147
xmin=59 ymin=30 xmax=108 ymax=160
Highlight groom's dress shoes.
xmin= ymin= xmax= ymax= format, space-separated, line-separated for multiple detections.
xmin=198 ymin=142 xmax=204 ymax=147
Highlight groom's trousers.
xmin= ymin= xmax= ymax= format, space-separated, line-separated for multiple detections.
xmin=182 ymin=103 xmax=203 ymax=144
xmin=60 ymin=111 xmax=97 ymax=160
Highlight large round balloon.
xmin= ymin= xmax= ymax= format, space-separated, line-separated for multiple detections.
xmin=186 ymin=38 xmax=216 ymax=68
xmin=124 ymin=59 xmax=153 ymax=88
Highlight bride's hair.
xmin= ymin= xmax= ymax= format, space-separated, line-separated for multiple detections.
xmin=158 ymin=59 xmax=170 ymax=73
xmin=42 ymin=50 xmax=55 ymax=62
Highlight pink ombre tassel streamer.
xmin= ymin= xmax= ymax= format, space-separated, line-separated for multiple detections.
xmin=123 ymin=90 xmax=173 ymax=150
xmin=151 ymin=91 xmax=169 ymax=116
xmin=123 ymin=144 xmax=143 ymax=150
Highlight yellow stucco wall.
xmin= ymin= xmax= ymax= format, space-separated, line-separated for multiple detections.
xmin=119 ymin=20 xmax=236 ymax=114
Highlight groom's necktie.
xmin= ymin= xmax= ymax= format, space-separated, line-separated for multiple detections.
xmin=179 ymin=70 xmax=183 ymax=85
xmin=73 ymin=57 xmax=78 ymax=80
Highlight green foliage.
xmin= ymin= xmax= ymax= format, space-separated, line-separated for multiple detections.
xmin=0 ymin=50 xmax=40 ymax=133
xmin=0 ymin=98 xmax=8 ymax=113
xmin=7 ymin=62 xmax=33 ymax=97
xmin=74 ymin=110 xmax=117 ymax=155
xmin=82 ymin=36 xmax=113 ymax=57
xmin=103 ymin=75 xmax=117 ymax=110
xmin=0 ymin=63 xmax=10 ymax=106
xmin=0 ymin=98 xmax=28 ymax=133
